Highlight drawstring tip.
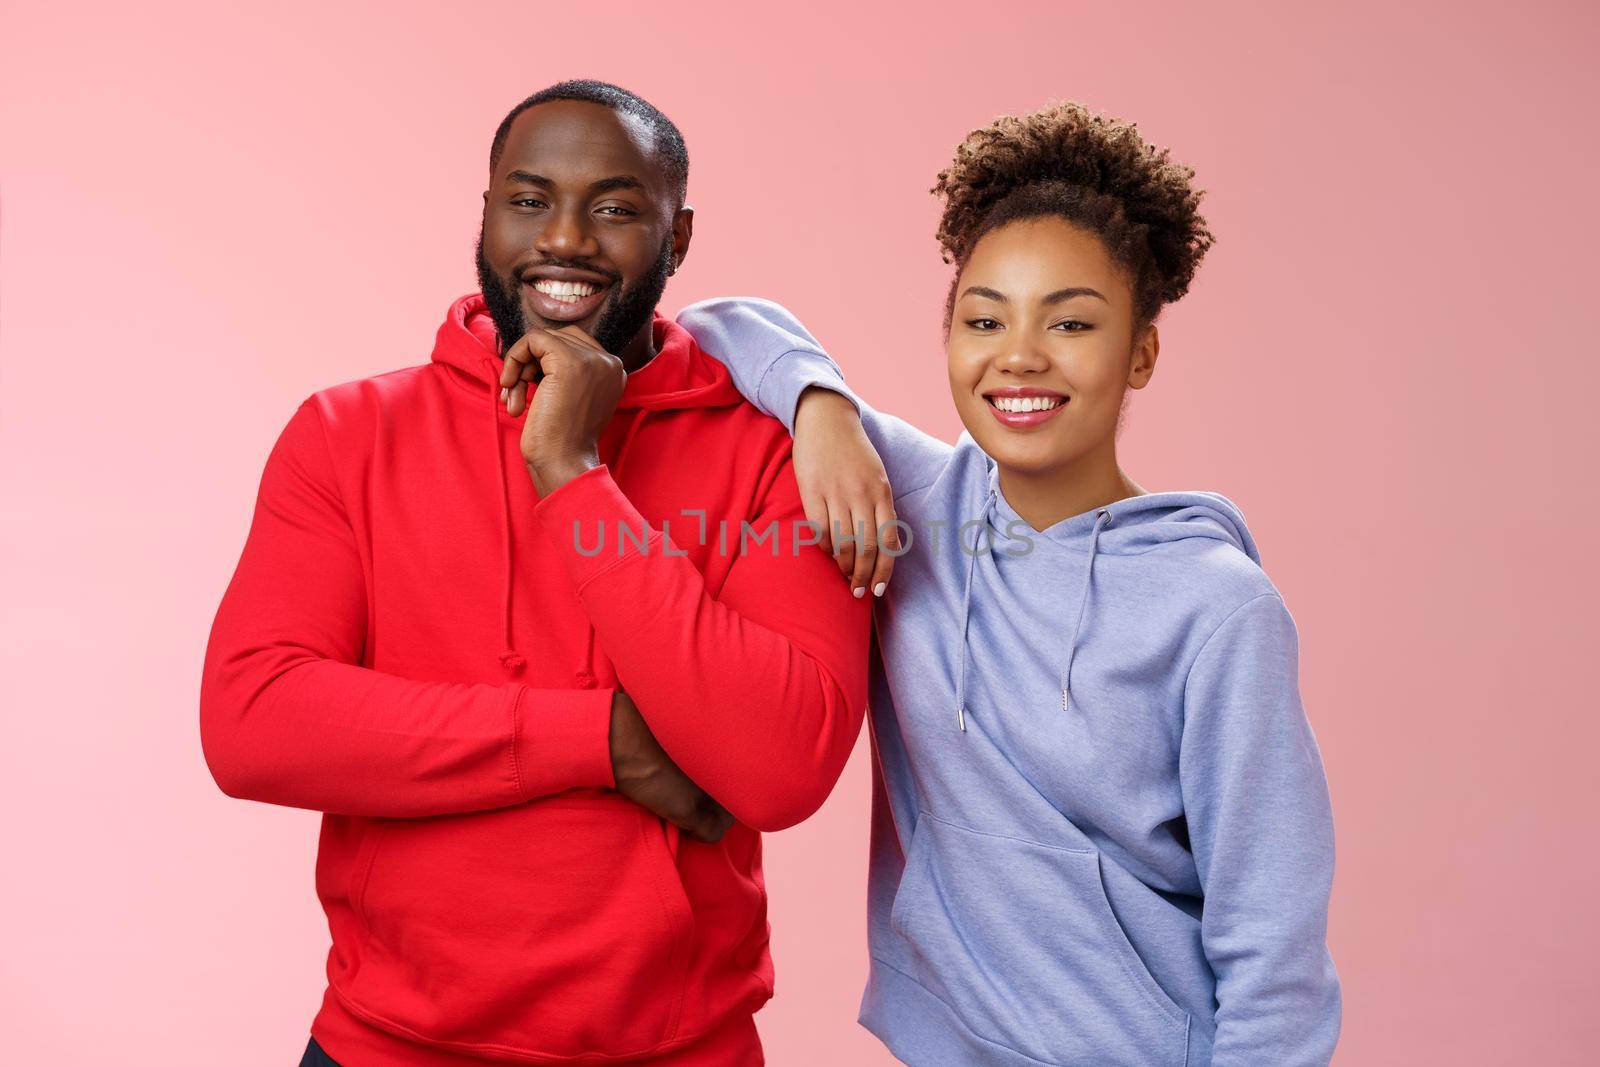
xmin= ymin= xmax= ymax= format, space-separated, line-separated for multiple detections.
xmin=956 ymin=704 xmax=967 ymax=732
xmin=498 ymin=650 xmax=527 ymax=673
xmin=1061 ymin=688 xmax=1070 ymax=713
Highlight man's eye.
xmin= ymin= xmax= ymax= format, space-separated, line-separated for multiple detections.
xmin=596 ymin=206 xmax=634 ymax=216
xmin=511 ymin=197 xmax=547 ymax=209
xmin=966 ymin=318 xmax=1001 ymax=331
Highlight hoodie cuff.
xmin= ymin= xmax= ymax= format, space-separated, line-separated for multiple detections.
xmin=755 ymin=349 xmax=861 ymax=436
xmin=533 ymin=463 xmax=664 ymax=591
xmin=512 ymin=685 xmax=617 ymax=797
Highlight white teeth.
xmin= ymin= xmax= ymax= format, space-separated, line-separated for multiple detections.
xmin=991 ymin=395 xmax=1064 ymax=412
xmin=532 ymin=279 xmax=599 ymax=303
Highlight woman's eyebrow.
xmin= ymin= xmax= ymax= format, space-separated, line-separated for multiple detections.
xmin=958 ymin=286 xmax=1109 ymax=304
xmin=1042 ymin=286 xmax=1108 ymax=304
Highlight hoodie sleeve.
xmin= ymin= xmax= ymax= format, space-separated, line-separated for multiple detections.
xmin=1179 ymin=593 xmax=1342 ymax=1065
xmin=677 ymin=297 xmax=953 ymax=501
xmin=531 ymin=459 xmax=872 ymax=833
xmin=199 ymin=398 xmax=617 ymax=819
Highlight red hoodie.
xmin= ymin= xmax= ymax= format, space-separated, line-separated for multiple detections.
xmin=200 ymin=293 xmax=871 ymax=1066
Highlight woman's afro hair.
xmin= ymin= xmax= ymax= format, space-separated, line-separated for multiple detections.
xmin=932 ymin=102 xmax=1214 ymax=328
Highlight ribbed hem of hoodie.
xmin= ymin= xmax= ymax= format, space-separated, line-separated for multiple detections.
xmin=311 ymin=983 xmax=764 ymax=1066
xmin=532 ymin=463 xmax=662 ymax=591
xmin=859 ymin=959 xmax=1063 ymax=1067
xmin=511 ymin=684 xmax=617 ymax=797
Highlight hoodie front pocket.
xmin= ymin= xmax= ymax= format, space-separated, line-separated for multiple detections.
xmin=337 ymin=796 xmax=695 ymax=1061
xmin=885 ymin=811 xmax=1189 ymax=1067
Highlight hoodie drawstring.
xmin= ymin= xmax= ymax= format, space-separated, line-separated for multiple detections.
xmin=1061 ymin=508 xmax=1112 ymax=713
xmin=491 ymin=381 xmax=524 ymax=674
xmin=952 ymin=494 xmax=1113 ymax=731
xmin=490 ymin=370 xmax=649 ymax=679
xmin=953 ymin=486 xmax=998 ymax=732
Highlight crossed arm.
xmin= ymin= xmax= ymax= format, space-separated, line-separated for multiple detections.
xmin=200 ymin=395 xmax=870 ymax=831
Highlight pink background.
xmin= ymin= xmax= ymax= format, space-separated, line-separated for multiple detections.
xmin=3 ymin=1 xmax=1596 ymax=1063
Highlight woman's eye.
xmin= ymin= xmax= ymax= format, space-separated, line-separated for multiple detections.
xmin=966 ymin=317 xmax=1001 ymax=331
xmin=1052 ymin=319 xmax=1091 ymax=332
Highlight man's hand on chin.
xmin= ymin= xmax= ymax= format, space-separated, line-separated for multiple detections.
xmin=610 ymin=690 xmax=733 ymax=844
xmin=497 ymin=323 xmax=626 ymax=496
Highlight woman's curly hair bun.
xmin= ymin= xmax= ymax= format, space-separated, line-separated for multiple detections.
xmin=933 ymin=102 xmax=1214 ymax=325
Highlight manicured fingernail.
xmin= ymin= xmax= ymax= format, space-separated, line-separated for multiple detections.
xmin=500 ymin=387 xmax=508 ymax=400
xmin=853 ymin=586 xmax=865 ymax=598
xmin=873 ymin=582 xmax=887 ymax=597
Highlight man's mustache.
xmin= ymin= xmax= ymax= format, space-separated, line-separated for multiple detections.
xmin=517 ymin=260 xmax=621 ymax=287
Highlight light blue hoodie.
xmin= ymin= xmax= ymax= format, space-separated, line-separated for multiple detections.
xmin=678 ymin=298 xmax=1341 ymax=1067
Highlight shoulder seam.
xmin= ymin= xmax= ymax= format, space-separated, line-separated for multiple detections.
xmin=300 ymin=396 xmax=356 ymax=526
xmin=1183 ymin=591 xmax=1286 ymax=695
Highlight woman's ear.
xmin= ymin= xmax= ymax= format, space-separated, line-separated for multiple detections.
xmin=1127 ymin=324 xmax=1160 ymax=390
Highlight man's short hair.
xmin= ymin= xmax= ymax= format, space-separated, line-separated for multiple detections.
xmin=488 ymin=79 xmax=689 ymax=207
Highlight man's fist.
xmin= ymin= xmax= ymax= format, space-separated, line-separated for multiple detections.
xmin=498 ymin=325 xmax=625 ymax=496
xmin=609 ymin=690 xmax=733 ymax=844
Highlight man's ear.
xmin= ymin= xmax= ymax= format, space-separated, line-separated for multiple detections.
xmin=1127 ymin=324 xmax=1160 ymax=390
xmin=670 ymin=205 xmax=694 ymax=275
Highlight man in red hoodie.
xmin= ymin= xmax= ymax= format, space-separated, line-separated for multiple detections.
xmin=200 ymin=80 xmax=871 ymax=1066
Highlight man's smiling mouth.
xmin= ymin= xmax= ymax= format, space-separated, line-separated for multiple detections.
xmin=531 ymin=279 xmax=600 ymax=304
xmin=521 ymin=270 xmax=613 ymax=323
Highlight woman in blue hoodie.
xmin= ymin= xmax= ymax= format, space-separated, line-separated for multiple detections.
xmin=678 ymin=102 xmax=1341 ymax=1066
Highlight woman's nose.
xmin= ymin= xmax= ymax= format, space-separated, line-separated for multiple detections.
xmin=998 ymin=338 xmax=1051 ymax=372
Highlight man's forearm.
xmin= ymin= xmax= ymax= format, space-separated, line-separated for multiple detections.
xmin=200 ymin=658 xmax=617 ymax=818
xmin=532 ymin=464 xmax=870 ymax=832
xmin=527 ymin=454 xmax=600 ymax=498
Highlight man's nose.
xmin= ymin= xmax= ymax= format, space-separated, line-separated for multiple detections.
xmin=535 ymin=207 xmax=600 ymax=261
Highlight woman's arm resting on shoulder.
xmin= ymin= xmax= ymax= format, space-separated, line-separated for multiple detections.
xmin=678 ymin=296 xmax=954 ymax=596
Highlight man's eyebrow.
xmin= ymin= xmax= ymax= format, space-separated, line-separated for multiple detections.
xmin=502 ymin=170 xmax=646 ymax=195
xmin=589 ymin=175 xmax=646 ymax=194
xmin=1042 ymin=287 xmax=1108 ymax=304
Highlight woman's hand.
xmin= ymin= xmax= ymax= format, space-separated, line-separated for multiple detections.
xmin=792 ymin=387 xmax=899 ymax=598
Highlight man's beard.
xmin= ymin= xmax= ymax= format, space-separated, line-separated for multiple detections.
xmin=474 ymin=226 xmax=674 ymax=357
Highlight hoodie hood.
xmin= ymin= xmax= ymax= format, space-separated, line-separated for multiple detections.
xmin=430 ymin=292 xmax=745 ymax=674
xmin=432 ymin=291 xmax=745 ymax=410
xmin=953 ymin=458 xmax=1261 ymax=731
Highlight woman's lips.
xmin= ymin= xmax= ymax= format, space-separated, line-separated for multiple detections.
xmin=985 ymin=394 xmax=1068 ymax=428
xmin=523 ymin=279 xmax=611 ymax=323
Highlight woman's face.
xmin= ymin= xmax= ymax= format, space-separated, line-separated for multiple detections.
xmin=947 ymin=216 xmax=1157 ymax=476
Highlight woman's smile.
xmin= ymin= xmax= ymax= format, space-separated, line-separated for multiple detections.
xmin=984 ymin=387 xmax=1069 ymax=428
